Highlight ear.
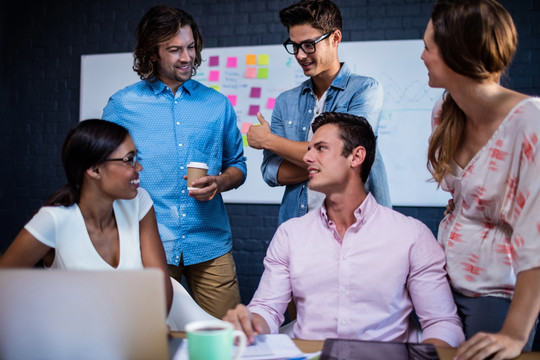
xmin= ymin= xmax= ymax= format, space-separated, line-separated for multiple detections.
xmin=349 ymin=145 xmax=366 ymax=169
xmin=86 ymin=166 xmax=101 ymax=180
xmin=331 ymin=29 xmax=342 ymax=46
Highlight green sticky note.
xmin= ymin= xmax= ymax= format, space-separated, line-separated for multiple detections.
xmin=257 ymin=68 xmax=269 ymax=79
xmin=210 ymin=85 xmax=220 ymax=92
xmin=242 ymin=135 xmax=248 ymax=147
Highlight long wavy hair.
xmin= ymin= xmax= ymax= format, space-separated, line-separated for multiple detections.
xmin=133 ymin=5 xmax=203 ymax=81
xmin=427 ymin=0 xmax=517 ymax=184
xmin=43 ymin=120 xmax=129 ymax=207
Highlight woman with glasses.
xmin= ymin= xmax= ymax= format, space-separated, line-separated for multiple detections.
xmin=422 ymin=0 xmax=540 ymax=358
xmin=0 ymin=120 xmax=172 ymax=309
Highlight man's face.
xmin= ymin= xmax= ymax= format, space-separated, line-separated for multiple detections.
xmin=154 ymin=25 xmax=196 ymax=91
xmin=303 ymin=124 xmax=353 ymax=195
xmin=288 ymin=24 xmax=337 ymax=78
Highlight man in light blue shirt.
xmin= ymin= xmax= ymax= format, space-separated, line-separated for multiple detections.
xmin=247 ymin=0 xmax=391 ymax=225
xmin=102 ymin=5 xmax=246 ymax=318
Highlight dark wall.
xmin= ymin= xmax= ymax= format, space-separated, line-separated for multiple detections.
xmin=1 ymin=0 xmax=538 ymax=304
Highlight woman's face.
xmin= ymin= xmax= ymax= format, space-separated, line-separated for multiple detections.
xmin=421 ymin=20 xmax=455 ymax=88
xmin=97 ymin=135 xmax=142 ymax=200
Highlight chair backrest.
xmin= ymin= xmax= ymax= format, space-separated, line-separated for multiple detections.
xmin=166 ymin=277 xmax=218 ymax=331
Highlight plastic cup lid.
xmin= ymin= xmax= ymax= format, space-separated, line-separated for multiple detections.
xmin=187 ymin=162 xmax=209 ymax=169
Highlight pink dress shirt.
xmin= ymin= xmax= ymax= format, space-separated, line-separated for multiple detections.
xmin=248 ymin=193 xmax=464 ymax=346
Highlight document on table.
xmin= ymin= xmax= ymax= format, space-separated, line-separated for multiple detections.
xmin=173 ymin=334 xmax=309 ymax=360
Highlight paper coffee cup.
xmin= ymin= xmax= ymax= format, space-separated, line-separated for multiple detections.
xmin=187 ymin=162 xmax=209 ymax=190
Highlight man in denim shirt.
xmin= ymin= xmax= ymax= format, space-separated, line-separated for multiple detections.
xmin=247 ymin=0 xmax=391 ymax=225
xmin=102 ymin=6 xmax=246 ymax=318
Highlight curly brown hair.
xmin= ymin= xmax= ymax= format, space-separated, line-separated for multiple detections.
xmin=133 ymin=5 xmax=203 ymax=81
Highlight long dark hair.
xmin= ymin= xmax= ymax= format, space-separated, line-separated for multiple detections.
xmin=427 ymin=0 xmax=517 ymax=183
xmin=43 ymin=120 xmax=129 ymax=207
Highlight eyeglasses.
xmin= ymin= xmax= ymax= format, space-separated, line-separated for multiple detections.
xmin=103 ymin=153 xmax=139 ymax=167
xmin=283 ymin=32 xmax=333 ymax=55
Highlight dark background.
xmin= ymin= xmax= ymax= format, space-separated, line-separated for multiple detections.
xmin=0 ymin=0 xmax=538 ymax=304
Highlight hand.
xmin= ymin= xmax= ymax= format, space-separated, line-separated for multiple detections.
xmin=444 ymin=199 xmax=455 ymax=216
xmin=184 ymin=175 xmax=219 ymax=201
xmin=247 ymin=112 xmax=272 ymax=149
xmin=453 ymin=332 xmax=525 ymax=360
xmin=223 ymin=304 xmax=263 ymax=345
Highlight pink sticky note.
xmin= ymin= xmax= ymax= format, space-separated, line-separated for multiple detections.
xmin=226 ymin=57 xmax=237 ymax=68
xmin=209 ymin=56 xmax=219 ymax=66
xmin=227 ymin=95 xmax=237 ymax=106
xmin=209 ymin=70 xmax=220 ymax=81
xmin=250 ymin=87 xmax=261 ymax=98
xmin=245 ymin=67 xmax=257 ymax=79
xmin=266 ymin=97 xmax=276 ymax=109
xmin=248 ymin=105 xmax=260 ymax=116
xmin=241 ymin=122 xmax=252 ymax=134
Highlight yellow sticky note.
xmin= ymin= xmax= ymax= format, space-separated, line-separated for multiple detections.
xmin=257 ymin=68 xmax=269 ymax=79
xmin=245 ymin=54 xmax=257 ymax=65
xmin=242 ymin=135 xmax=248 ymax=147
xmin=210 ymin=85 xmax=220 ymax=92
xmin=258 ymin=54 xmax=269 ymax=65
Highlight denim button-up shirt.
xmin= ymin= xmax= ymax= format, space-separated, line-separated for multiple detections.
xmin=103 ymin=79 xmax=246 ymax=265
xmin=261 ymin=63 xmax=391 ymax=225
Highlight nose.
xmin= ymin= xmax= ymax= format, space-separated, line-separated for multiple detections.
xmin=135 ymin=161 xmax=143 ymax=172
xmin=303 ymin=148 xmax=314 ymax=165
xmin=295 ymin=49 xmax=307 ymax=61
xmin=179 ymin=48 xmax=191 ymax=62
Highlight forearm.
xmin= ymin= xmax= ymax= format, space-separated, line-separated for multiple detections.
xmin=216 ymin=166 xmax=245 ymax=193
xmin=277 ymin=160 xmax=308 ymax=185
xmin=499 ymin=267 xmax=540 ymax=342
xmin=263 ymin=134 xmax=309 ymax=169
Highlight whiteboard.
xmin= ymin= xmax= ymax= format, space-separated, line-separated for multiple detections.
xmin=80 ymin=40 xmax=449 ymax=206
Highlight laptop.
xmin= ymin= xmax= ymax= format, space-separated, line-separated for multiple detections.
xmin=0 ymin=269 xmax=169 ymax=360
xmin=320 ymin=338 xmax=440 ymax=360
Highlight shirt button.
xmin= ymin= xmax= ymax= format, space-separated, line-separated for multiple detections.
xmin=180 ymin=166 xmax=184 ymax=170
xmin=302 ymin=127 xmax=306 ymax=131
xmin=340 ymin=287 xmax=346 ymax=294
xmin=341 ymin=320 xmax=346 ymax=326
xmin=288 ymin=121 xmax=292 ymax=125
xmin=176 ymin=122 xmax=180 ymax=125
xmin=308 ymin=109 xmax=312 ymax=113
xmin=182 ymin=236 xmax=186 ymax=239
xmin=182 ymin=214 xmax=186 ymax=217
xmin=181 ymin=190 xmax=185 ymax=194
xmin=176 ymin=256 xmax=180 ymax=259
xmin=300 ymin=204 xmax=305 ymax=209
xmin=178 ymin=144 xmax=183 ymax=147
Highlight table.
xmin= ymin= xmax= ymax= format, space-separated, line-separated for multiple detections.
xmin=170 ymin=332 xmax=540 ymax=359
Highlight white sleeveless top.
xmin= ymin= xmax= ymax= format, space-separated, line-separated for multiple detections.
xmin=25 ymin=187 xmax=153 ymax=270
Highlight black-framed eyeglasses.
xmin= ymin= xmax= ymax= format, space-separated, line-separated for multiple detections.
xmin=283 ymin=32 xmax=333 ymax=55
xmin=103 ymin=153 xmax=139 ymax=167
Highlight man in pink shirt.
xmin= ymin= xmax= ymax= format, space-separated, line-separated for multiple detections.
xmin=224 ymin=112 xmax=464 ymax=347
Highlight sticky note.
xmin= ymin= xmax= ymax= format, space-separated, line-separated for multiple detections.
xmin=226 ymin=57 xmax=237 ymax=68
xmin=210 ymin=85 xmax=220 ymax=92
xmin=242 ymin=135 xmax=248 ymax=147
xmin=250 ymin=87 xmax=261 ymax=98
xmin=209 ymin=56 xmax=219 ymax=66
xmin=266 ymin=97 xmax=276 ymax=109
xmin=241 ymin=122 xmax=252 ymax=134
xmin=258 ymin=54 xmax=269 ymax=65
xmin=227 ymin=95 xmax=237 ymax=106
xmin=257 ymin=68 xmax=269 ymax=79
xmin=245 ymin=67 xmax=257 ymax=79
xmin=209 ymin=70 xmax=220 ymax=81
xmin=248 ymin=105 xmax=260 ymax=116
xmin=245 ymin=54 xmax=257 ymax=65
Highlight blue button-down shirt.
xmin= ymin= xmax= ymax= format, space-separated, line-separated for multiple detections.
xmin=102 ymin=79 xmax=247 ymax=265
xmin=261 ymin=63 xmax=391 ymax=225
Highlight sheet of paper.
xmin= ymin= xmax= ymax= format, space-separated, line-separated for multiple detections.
xmin=173 ymin=334 xmax=306 ymax=360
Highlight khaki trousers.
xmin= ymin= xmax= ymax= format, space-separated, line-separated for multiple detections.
xmin=168 ymin=251 xmax=241 ymax=319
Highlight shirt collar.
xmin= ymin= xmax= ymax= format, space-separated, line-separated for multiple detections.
xmin=148 ymin=78 xmax=195 ymax=96
xmin=301 ymin=62 xmax=350 ymax=94
xmin=318 ymin=191 xmax=378 ymax=229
